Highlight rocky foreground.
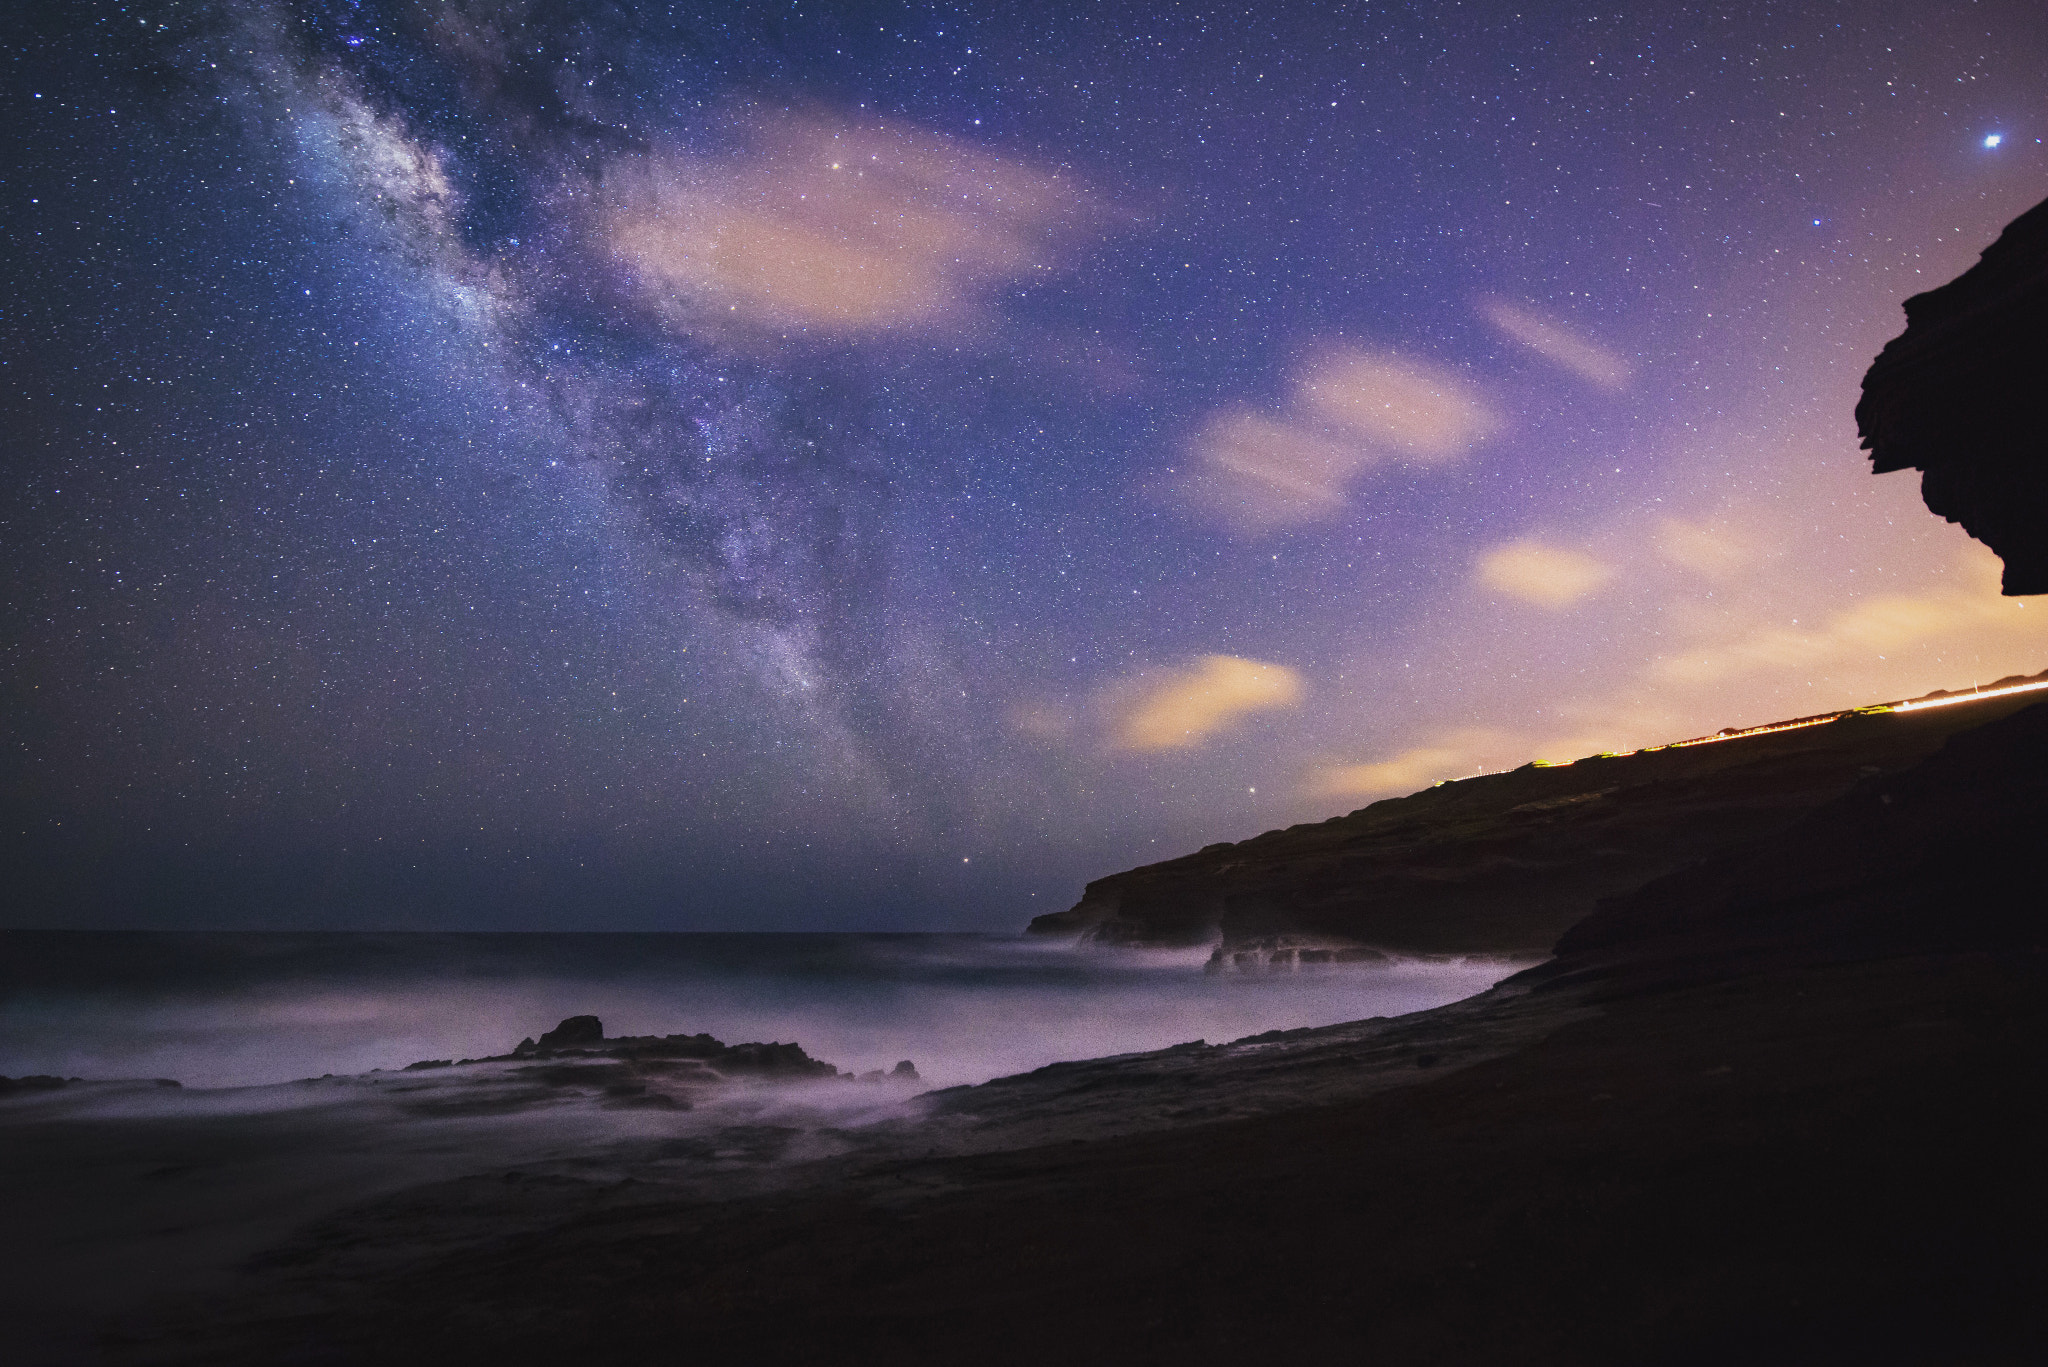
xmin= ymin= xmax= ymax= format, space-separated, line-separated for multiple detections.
xmin=0 ymin=691 xmax=2039 ymax=1365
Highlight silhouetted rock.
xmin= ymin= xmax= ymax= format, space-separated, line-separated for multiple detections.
xmin=713 ymin=1041 xmax=838 ymax=1078
xmin=0 ymin=1074 xmax=68 ymax=1095
xmin=535 ymin=1016 xmax=604 ymax=1050
xmin=1533 ymin=696 xmax=2048 ymax=990
xmin=1858 ymin=195 xmax=2048 ymax=594
xmin=1029 ymin=682 xmax=2048 ymax=957
xmin=487 ymin=1022 xmax=842 ymax=1080
xmin=891 ymin=1060 xmax=920 ymax=1080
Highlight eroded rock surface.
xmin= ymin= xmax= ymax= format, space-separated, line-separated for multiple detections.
xmin=1858 ymin=194 xmax=2048 ymax=594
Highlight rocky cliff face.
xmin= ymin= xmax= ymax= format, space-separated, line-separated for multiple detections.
xmin=1028 ymin=681 xmax=2046 ymax=959
xmin=1539 ymin=694 xmax=2048 ymax=986
xmin=1858 ymin=194 xmax=2048 ymax=594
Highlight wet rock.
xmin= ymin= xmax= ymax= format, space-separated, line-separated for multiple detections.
xmin=1204 ymin=935 xmax=1388 ymax=974
xmin=484 ymin=1024 xmax=841 ymax=1080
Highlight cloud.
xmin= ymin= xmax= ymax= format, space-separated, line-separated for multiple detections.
xmin=1316 ymin=546 xmax=2048 ymax=811
xmin=1177 ymin=347 xmax=1499 ymax=534
xmin=1655 ymin=517 xmax=1752 ymax=580
xmin=1109 ymin=655 xmax=1304 ymax=752
xmin=1478 ymin=299 xmax=1632 ymax=390
xmin=1647 ymin=546 xmax=2041 ymax=689
xmin=605 ymin=111 xmax=1097 ymax=339
xmin=1303 ymin=744 xmax=1476 ymax=802
xmin=1476 ymin=539 xmax=1614 ymax=608
xmin=1180 ymin=412 xmax=1373 ymax=531
xmin=1295 ymin=350 xmax=1501 ymax=459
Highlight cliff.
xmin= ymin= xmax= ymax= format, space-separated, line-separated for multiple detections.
xmin=1541 ymin=689 xmax=2048 ymax=988
xmin=1858 ymin=194 xmax=2048 ymax=594
xmin=1028 ymin=676 xmax=2047 ymax=959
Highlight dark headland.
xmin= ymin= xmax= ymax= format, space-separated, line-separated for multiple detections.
xmin=7 ymin=202 xmax=2048 ymax=1366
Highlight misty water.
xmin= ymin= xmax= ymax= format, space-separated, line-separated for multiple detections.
xmin=1 ymin=931 xmax=1520 ymax=1092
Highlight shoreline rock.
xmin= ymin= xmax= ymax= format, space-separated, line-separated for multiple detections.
xmin=405 ymin=1017 xmax=909 ymax=1085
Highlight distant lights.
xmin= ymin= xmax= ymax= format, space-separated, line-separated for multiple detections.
xmin=1984 ymin=133 xmax=2004 ymax=149
xmin=1892 ymin=677 xmax=2048 ymax=713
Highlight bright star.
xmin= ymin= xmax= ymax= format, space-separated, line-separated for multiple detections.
xmin=1984 ymin=134 xmax=2003 ymax=149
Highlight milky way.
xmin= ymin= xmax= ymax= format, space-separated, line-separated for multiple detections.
xmin=6 ymin=1 xmax=2047 ymax=929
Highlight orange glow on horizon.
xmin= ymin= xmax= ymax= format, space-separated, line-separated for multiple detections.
xmin=1525 ymin=673 xmax=2048 ymax=770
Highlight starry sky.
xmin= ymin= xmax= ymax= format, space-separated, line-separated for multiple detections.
xmin=5 ymin=0 xmax=2047 ymax=931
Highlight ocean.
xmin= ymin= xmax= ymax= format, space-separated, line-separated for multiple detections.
xmin=0 ymin=931 xmax=1519 ymax=1091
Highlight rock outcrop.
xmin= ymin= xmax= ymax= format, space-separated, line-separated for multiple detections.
xmin=534 ymin=1015 xmax=604 ymax=1050
xmin=512 ymin=1018 xmax=841 ymax=1078
xmin=1858 ymin=194 xmax=2048 ymax=594
xmin=404 ymin=1017 xmax=889 ymax=1083
xmin=0 ymin=1075 xmax=70 ymax=1096
xmin=1535 ymin=694 xmax=2048 ymax=989
xmin=1029 ymin=677 xmax=2048 ymax=958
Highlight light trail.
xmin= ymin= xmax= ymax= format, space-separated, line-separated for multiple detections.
xmin=1889 ymin=676 xmax=2048 ymax=713
xmin=1524 ymin=671 xmax=2048 ymax=769
xmin=1661 ymin=712 xmax=1849 ymax=751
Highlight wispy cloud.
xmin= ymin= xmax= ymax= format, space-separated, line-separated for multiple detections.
xmin=1303 ymin=730 xmax=1501 ymax=802
xmin=1655 ymin=517 xmax=1752 ymax=580
xmin=605 ymin=111 xmax=1098 ymax=340
xmin=1294 ymin=350 xmax=1501 ymax=458
xmin=1180 ymin=413 xmax=1369 ymax=531
xmin=1646 ymin=547 xmax=2042 ymax=689
xmin=1478 ymin=298 xmax=1632 ymax=390
xmin=1476 ymin=539 xmax=1614 ymax=608
xmin=1308 ymin=543 xmax=2048 ymax=810
xmin=1107 ymin=655 xmax=1304 ymax=752
xmin=1176 ymin=347 xmax=1499 ymax=534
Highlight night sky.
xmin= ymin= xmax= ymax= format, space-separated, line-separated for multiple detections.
xmin=6 ymin=1 xmax=2047 ymax=931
